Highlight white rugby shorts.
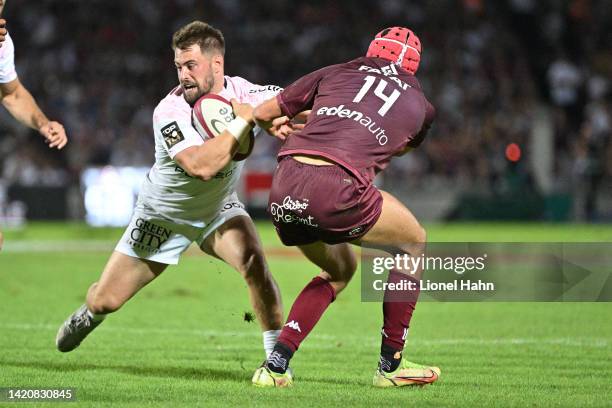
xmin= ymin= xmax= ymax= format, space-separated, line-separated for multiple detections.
xmin=115 ymin=193 xmax=249 ymax=264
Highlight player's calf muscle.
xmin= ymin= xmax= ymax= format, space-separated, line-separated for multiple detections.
xmin=329 ymin=250 xmax=358 ymax=279
xmin=234 ymin=245 xmax=266 ymax=280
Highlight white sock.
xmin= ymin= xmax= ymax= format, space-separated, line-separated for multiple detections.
xmin=86 ymin=308 xmax=106 ymax=323
xmin=263 ymin=329 xmax=281 ymax=358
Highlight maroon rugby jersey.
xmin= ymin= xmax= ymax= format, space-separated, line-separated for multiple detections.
xmin=277 ymin=56 xmax=435 ymax=184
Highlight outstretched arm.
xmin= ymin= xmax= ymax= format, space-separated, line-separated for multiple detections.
xmin=254 ymin=98 xmax=309 ymax=141
xmin=0 ymin=78 xmax=68 ymax=149
xmin=255 ymin=65 xmax=333 ymax=140
xmin=253 ymin=97 xmax=283 ymax=131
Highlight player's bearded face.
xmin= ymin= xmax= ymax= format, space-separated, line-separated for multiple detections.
xmin=181 ymin=61 xmax=214 ymax=104
xmin=175 ymin=46 xmax=217 ymax=105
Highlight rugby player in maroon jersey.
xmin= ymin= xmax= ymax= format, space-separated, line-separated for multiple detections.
xmin=251 ymin=27 xmax=439 ymax=388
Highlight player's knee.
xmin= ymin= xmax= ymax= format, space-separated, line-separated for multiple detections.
xmin=394 ymin=224 xmax=426 ymax=257
xmin=88 ymin=290 xmax=124 ymax=314
xmin=416 ymin=224 xmax=427 ymax=243
xmin=337 ymin=254 xmax=357 ymax=282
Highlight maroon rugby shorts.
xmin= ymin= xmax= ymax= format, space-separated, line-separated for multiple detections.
xmin=268 ymin=156 xmax=383 ymax=246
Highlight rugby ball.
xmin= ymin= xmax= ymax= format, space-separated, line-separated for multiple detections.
xmin=191 ymin=94 xmax=255 ymax=161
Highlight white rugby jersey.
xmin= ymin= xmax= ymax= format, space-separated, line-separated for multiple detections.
xmin=139 ymin=76 xmax=281 ymax=226
xmin=0 ymin=32 xmax=17 ymax=83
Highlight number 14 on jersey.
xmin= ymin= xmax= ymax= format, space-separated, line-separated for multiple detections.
xmin=353 ymin=75 xmax=401 ymax=117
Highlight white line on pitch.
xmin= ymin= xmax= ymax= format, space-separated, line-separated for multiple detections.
xmin=2 ymin=241 xmax=115 ymax=252
xmin=0 ymin=323 xmax=608 ymax=348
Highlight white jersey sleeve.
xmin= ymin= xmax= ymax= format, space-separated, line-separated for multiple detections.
xmin=152 ymin=93 xmax=204 ymax=159
xmin=0 ymin=33 xmax=18 ymax=84
xmin=228 ymin=76 xmax=282 ymax=107
xmin=222 ymin=76 xmax=282 ymax=140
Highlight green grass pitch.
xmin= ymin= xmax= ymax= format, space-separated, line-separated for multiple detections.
xmin=1 ymin=222 xmax=611 ymax=407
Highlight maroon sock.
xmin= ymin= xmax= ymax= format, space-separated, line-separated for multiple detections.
xmin=277 ymin=276 xmax=336 ymax=352
xmin=381 ymin=269 xmax=420 ymax=351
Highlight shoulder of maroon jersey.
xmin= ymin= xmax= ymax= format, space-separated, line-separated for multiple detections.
xmin=356 ymin=56 xmax=397 ymax=67
xmin=308 ymin=61 xmax=346 ymax=76
xmin=404 ymin=74 xmax=423 ymax=91
xmin=344 ymin=56 xmax=373 ymax=68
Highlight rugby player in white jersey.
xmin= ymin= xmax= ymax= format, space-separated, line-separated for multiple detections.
xmin=0 ymin=0 xmax=68 ymax=250
xmin=56 ymin=21 xmax=286 ymax=360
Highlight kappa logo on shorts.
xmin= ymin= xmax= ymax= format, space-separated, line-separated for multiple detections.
xmin=161 ymin=121 xmax=185 ymax=149
xmin=126 ymin=218 xmax=172 ymax=254
xmin=348 ymin=225 xmax=365 ymax=236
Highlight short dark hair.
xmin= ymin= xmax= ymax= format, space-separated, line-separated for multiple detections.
xmin=172 ymin=21 xmax=225 ymax=55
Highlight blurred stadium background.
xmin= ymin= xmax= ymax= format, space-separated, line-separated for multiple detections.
xmin=0 ymin=0 xmax=611 ymax=227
